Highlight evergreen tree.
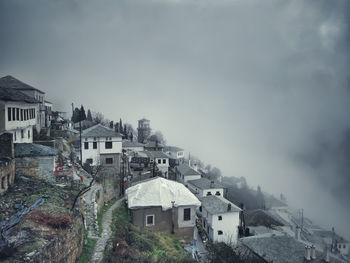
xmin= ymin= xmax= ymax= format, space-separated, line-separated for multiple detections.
xmin=256 ymin=185 xmax=265 ymax=209
xmin=115 ymin=122 xmax=119 ymax=133
xmin=87 ymin=109 xmax=93 ymax=121
xmin=72 ymin=107 xmax=80 ymax=123
xmin=109 ymin=121 xmax=114 ymax=129
xmin=130 ymin=132 xmax=133 ymax=142
xmin=123 ymin=124 xmax=127 ymax=139
xmin=79 ymin=105 xmax=86 ymax=121
xmin=119 ymin=118 xmax=123 ymax=133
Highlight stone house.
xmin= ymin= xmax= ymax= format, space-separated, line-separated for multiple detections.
xmin=0 ymin=132 xmax=15 ymax=195
xmin=126 ymin=177 xmax=201 ymax=242
xmin=163 ymin=146 xmax=185 ymax=160
xmin=143 ymin=151 xmax=170 ymax=178
xmin=14 ymin=143 xmax=57 ymax=183
xmin=0 ymin=85 xmax=38 ymax=143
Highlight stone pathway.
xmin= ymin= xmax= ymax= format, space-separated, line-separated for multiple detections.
xmin=90 ymin=197 xmax=125 ymax=263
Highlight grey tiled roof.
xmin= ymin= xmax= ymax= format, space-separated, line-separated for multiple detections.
xmin=14 ymin=143 xmax=57 ymax=157
xmin=0 ymin=86 xmax=38 ymax=104
xmin=240 ymin=235 xmax=342 ymax=263
xmin=188 ymin=178 xmax=223 ymax=190
xmin=144 ymin=141 xmax=164 ymax=148
xmin=142 ymin=150 xmax=169 ymax=159
xmin=0 ymin=75 xmax=45 ymax=93
xmin=163 ymin=146 xmax=184 ymax=152
xmin=201 ymin=195 xmax=241 ymax=214
xmin=81 ymin=124 xmax=122 ymax=138
xmin=175 ymin=163 xmax=200 ymax=176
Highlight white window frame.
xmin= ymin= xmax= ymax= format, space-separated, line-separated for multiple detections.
xmin=145 ymin=214 xmax=155 ymax=226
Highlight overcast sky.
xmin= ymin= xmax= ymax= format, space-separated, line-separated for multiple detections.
xmin=1 ymin=0 xmax=349 ymax=237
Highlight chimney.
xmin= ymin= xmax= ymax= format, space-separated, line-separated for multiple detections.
xmin=227 ymin=203 xmax=232 ymax=211
xmin=295 ymin=226 xmax=301 ymax=240
xmin=305 ymin=246 xmax=311 ymax=261
xmin=210 ymin=181 xmax=214 ymax=188
xmin=310 ymin=245 xmax=316 ymax=259
xmin=323 ymin=246 xmax=330 ymax=262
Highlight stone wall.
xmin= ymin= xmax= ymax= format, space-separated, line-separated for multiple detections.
xmin=28 ymin=214 xmax=84 ymax=263
xmin=15 ymin=156 xmax=55 ymax=183
xmin=0 ymin=160 xmax=15 ymax=195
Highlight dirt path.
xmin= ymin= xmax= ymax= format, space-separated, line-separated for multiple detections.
xmin=90 ymin=197 xmax=125 ymax=263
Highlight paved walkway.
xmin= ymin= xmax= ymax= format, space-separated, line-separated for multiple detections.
xmin=90 ymin=197 xmax=125 ymax=263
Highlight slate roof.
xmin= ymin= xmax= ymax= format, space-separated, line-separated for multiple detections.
xmin=201 ymin=195 xmax=241 ymax=214
xmin=0 ymin=75 xmax=45 ymax=94
xmin=14 ymin=143 xmax=57 ymax=157
xmin=144 ymin=141 xmax=164 ymax=148
xmin=176 ymin=163 xmax=200 ymax=176
xmin=122 ymin=140 xmax=144 ymax=148
xmin=0 ymin=86 xmax=38 ymax=104
xmin=81 ymin=124 xmax=122 ymax=138
xmin=245 ymin=209 xmax=284 ymax=227
xmin=188 ymin=178 xmax=224 ymax=190
xmin=163 ymin=146 xmax=184 ymax=152
xmin=240 ymin=235 xmax=342 ymax=263
xmin=142 ymin=151 xmax=169 ymax=159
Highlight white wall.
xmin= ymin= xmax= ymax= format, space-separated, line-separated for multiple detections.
xmin=183 ymin=174 xmax=201 ymax=183
xmin=155 ymin=157 xmax=169 ymax=177
xmin=81 ymin=136 xmax=122 ymax=165
xmin=202 ymin=207 xmax=240 ymax=245
xmin=177 ymin=205 xmax=197 ymax=228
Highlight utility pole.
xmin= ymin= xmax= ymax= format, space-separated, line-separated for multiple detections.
xmin=79 ymin=120 xmax=82 ymax=165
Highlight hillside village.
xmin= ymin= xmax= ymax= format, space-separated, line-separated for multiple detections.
xmin=0 ymin=75 xmax=349 ymax=263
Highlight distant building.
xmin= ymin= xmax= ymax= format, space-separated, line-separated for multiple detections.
xmin=126 ymin=177 xmax=201 ymax=242
xmin=122 ymin=140 xmax=145 ymax=153
xmin=175 ymin=163 xmax=201 ymax=184
xmin=143 ymin=150 xmax=170 ymax=178
xmin=137 ymin=118 xmax=151 ymax=143
xmin=187 ymin=177 xmax=225 ymax=198
xmin=0 ymin=75 xmax=51 ymax=132
xmin=81 ymin=124 xmax=122 ymax=166
xmin=163 ymin=146 xmax=185 ymax=160
xmin=0 ymin=133 xmax=15 ymax=195
xmin=144 ymin=140 xmax=164 ymax=151
xmin=0 ymin=85 xmax=37 ymax=143
xmin=201 ymin=195 xmax=241 ymax=245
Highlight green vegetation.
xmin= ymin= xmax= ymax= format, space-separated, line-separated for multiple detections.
xmin=97 ymin=197 xmax=116 ymax=236
xmin=104 ymin=202 xmax=195 ymax=263
xmin=76 ymin=230 xmax=98 ymax=263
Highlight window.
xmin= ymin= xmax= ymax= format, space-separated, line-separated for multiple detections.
xmin=93 ymin=142 xmax=97 ymax=149
xmin=106 ymin=137 xmax=109 ymax=141
xmin=7 ymin=107 xmax=11 ymax=121
xmin=218 ymin=216 xmax=222 ymax=221
xmin=84 ymin=142 xmax=89 ymax=149
xmin=206 ymin=192 xmax=212 ymax=196
xmin=199 ymin=206 xmax=202 ymax=212
xmin=218 ymin=230 xmax=223 ymax=235
xmin=12 ymin=108 xmax=16 ymax=121
xmin=28 ymin=130 xmax=30 ymax=138
xmin=215 ymin=191 xmax=221 ymax=196
xmin=158 ymin=159 xmax=161 ymax=164
xmin=146 ymin=215 xmax=154 ymax=226
xmin=105 ymin=142 xmax=112 ymax=149
xmin=21 ymin=130 xmax=24 ymax=139
xmin=16 ymin=108 xmax=19 ymax=120
xmin=33 ymin=110 xmax=35 ymax=118
xmin=106 ymin=158 xmax=113 ymax=164
xmin=14 ymin=131 xmax=16 ymax=141
xmin=184 ymin=208 xmax=191 ymax=221
xmin=21 ymin=109 xmax=23 ymax=121
xmin=163 ymin=159 xmax=166 ymax=164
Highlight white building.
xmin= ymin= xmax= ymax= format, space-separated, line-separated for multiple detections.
xmin=0 ymin=86 xmax=37 ymax=143
xmin=0 ymin=75 xmax=49 ymax=132
xmin=187 ymin=178 xmax=225 ymax=197
xmin=201 ymin=195 xmax=241 ymax=245
xmin=175 ymin=163 xmax=201 ymax=184
xmin=163 ymin=146 xmax=185 ymax=160
xmin=143 ymin=150 xmax=170 ymax=178
xmin=81 ymin=124 xmax=122 ymax=166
